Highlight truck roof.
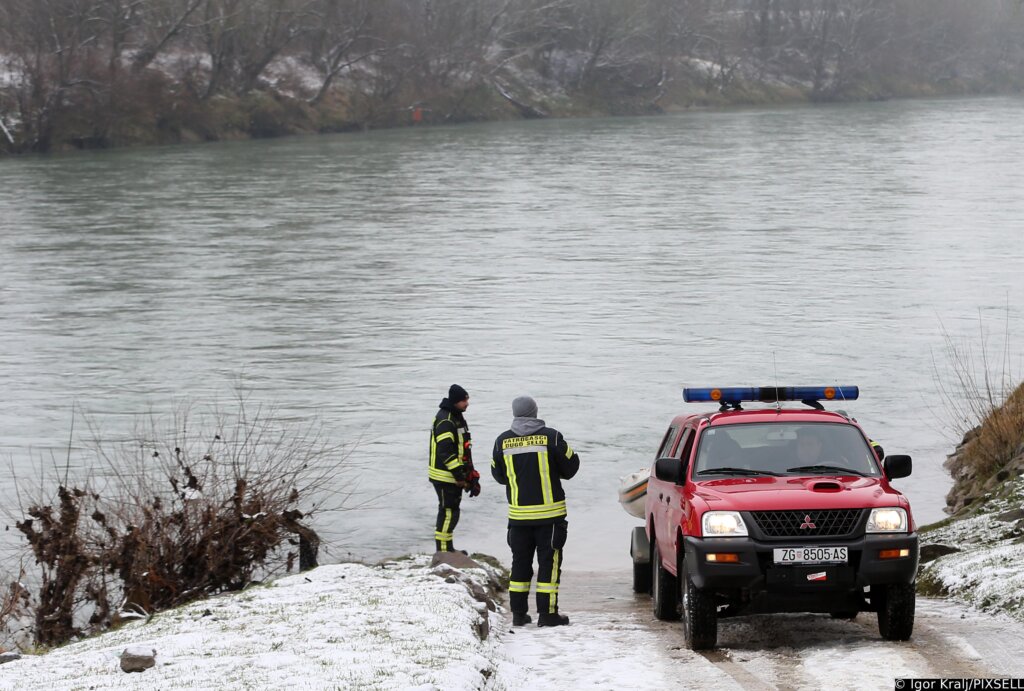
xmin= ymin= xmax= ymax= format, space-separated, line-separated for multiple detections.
xmin=673 ymin=407 xmax=857 ymax=427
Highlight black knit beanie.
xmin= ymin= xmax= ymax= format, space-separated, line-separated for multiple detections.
xmin=448 ymin=384 xmax=469 ymax=403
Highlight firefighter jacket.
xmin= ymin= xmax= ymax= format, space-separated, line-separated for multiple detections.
xmin=870 ymin=440 xmax=885 ymax=460
xmin=491 ymin=424 xmax=580 ymax=525
xmin=429 ymin=399 xmax=471 ymax=485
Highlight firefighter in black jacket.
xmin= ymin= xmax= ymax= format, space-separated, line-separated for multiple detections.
xmin=429 ymin=384 xmax=481 ymax=553
xmin=491 ymin=395 xmax=580 ymax=627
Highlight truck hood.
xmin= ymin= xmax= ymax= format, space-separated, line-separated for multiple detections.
xmin=694 ymin=475 xmax=906 ymax=511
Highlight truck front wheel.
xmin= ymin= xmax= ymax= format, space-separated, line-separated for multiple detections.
xmin=682 ymin=570 xmax=717 ymax=650
xmin=652 ymin=540 xmax=680 ymax=620
xmin=877 ymin=583 xmax=915 ymax=641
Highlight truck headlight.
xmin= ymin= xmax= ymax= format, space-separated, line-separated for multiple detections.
xmin=867 ymin=507 xmax=908 ymax=533
xmin=702 ymin=511 xmax=749 ymax=537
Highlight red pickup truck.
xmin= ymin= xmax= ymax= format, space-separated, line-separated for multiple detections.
xmin=630 ymin=386 xmax=918 ymax=650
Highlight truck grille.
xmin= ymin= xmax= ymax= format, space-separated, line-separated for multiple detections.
xmin=750 ymin=509 xmax=863 ymax=538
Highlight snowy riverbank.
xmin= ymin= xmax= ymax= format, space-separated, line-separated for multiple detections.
xmin=6 ymin=548 xmax=1024 ymax=689
xmin=918 ymin=474 xmax=1024 ymax=621
xmin=0 ymin=554 xmax=747 ymax=690
xmin=0 ymin=556 xmax=515 ymax=690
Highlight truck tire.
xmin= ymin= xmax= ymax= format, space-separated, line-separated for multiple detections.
xmin=633 ymin=559 xmax=651 ymax=594
xmin=878 ymin=583 xmax=915 ymax=641
xmin=652 ymin=540 xmax=680 ymax=620
xmin=682 ymin=571 xmax=717 ymax=650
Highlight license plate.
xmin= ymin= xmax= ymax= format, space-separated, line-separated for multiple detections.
xmin=773 ymin=547 xmax=848 ymax=564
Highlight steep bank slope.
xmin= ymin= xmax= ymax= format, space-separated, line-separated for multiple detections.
xmin=919 ymin=381 xmax=1024 ymax=617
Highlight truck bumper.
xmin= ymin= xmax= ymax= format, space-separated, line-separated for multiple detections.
xmin=682 ymin=533 xmax=919 ymax=613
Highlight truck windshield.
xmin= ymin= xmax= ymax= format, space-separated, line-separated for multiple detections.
xmin=693 ymin=423 xmax=879 ymax=477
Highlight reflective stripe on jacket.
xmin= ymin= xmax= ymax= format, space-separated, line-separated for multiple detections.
xmin=429 ymin=404 xmax=470 ymax=484
xmin=491 ymin=427 xmax=579 ymax=525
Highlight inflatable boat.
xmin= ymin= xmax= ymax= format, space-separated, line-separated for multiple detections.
xmin=617 ymin=467 xmax=650 ymax=519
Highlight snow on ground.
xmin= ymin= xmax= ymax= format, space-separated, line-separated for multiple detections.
xmin=5 ymin=554 xmax=1024 ymax=690
xmin=264 ymin=56 xmax=324 ymax=96
xmin=0 ymin=556 xmax=513 ymax=691
xmin=798 ymin=641 xmax=916 ymax=688
xmin=914 ymin=597 xmax=1024 ymax=678
xmin=0 ymin=54 xmax=16 ymax=82
xmin=920 ymin=476 xmax=1024 ymax=619
xmin=711 ymin=613 xmax=922 ymax=690
xmin=505 ymin=608 xmax=741 ymax=690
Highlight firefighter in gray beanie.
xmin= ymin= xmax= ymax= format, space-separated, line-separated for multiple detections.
xmin=512 ymin=395 xmax=538 ymax=419
xmin=492 ymin=395 xmax=580 ymax=627
xmin=428 ymin=384 xmax=480 ymax=553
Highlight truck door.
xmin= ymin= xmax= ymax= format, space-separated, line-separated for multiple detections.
xmin=649 ymin=425 xmax=679 ymax=549
xmin=664 ymin=428 xmax=696 ymax=574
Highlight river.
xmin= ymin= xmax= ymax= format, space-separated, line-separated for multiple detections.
xmin=1 ymin=96 xmax=1022 ymax=569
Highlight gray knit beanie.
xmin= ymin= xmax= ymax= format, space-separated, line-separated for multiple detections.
xmin=512 ymin=396 xmax=538 ymax=418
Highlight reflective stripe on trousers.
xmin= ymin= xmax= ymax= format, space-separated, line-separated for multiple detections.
xmin=434 ymin=483 xmax=462 ymax=552
xmin=507 ymin=520 xmax=567 ymax=615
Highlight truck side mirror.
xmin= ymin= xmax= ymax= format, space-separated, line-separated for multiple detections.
xmin=884 ymin=454 xmax=912 ymax=480
xmin=654 ymin=457 xmax=682 ymax=484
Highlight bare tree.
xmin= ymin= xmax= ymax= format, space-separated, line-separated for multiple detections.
xmin=94 ymin=0 xmax=145 ymax=78
xmin=0 ymin=0 xmax=107 ymax=151
xmin=2 ymin=0 xmax=1024 ymax=150
xmin=234 ymin=0 xmax=312 ymax=94
xmin=557 ymin=0 xmax=650 ymax=89
xmin=130 ymin=0 xmax=205 ymax=73
xmin=304 ymin=0 xmax=376 ymax=105
xmin=192 ymin=0 xmax=313 ymax=98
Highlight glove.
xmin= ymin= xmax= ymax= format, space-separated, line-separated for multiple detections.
xmin=467 ymin=469 xmax=481 ymax=497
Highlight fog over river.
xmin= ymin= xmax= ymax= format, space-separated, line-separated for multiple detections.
xmin=1 ymin=96 xmax=1023 ymax=568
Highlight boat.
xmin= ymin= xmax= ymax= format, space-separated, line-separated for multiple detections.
xmin=618 ymin=467 xmax=650 ymax=519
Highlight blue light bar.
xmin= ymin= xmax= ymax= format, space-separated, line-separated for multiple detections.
xmin=683 ymin=386 xmax=859 ymax=404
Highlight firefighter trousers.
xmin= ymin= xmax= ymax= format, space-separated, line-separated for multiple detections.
xmin=507 ymin=519 xmax=568 ymax=615
xmin=433 ymin=482 xmax=462 ymax=552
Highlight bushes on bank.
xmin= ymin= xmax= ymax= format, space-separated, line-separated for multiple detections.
xmin=4 ymin=395 xmax=353 ymax=648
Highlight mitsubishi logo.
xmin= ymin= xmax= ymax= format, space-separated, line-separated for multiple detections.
xmin=799 ymin=514 xmax=817 ymax=530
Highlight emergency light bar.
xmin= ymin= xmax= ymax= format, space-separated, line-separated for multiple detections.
xmin=683 ymin=386 xmax=859 ymax=404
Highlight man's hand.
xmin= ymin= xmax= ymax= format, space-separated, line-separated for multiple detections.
xmin=467 ymin=469 xmax=481 ymax=497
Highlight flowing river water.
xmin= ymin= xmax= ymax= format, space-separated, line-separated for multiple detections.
xmin=1 ymin=96 xmax=1023 ymax=570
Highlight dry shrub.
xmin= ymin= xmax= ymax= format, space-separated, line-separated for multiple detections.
xmin=933 ymin=311 xmax=1024 ymax=481
xmin=10 ymin=394 xmax=356 ymax=647
xmin=953 ymin=382 xmax=1024 ymax=481
xmin=0 ymin=565 xmax=32 ymax=652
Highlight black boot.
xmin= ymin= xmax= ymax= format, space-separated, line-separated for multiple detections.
xmin=537 ymin=613 xmax=570 ymax=627
xmin=436 ymin=545 xmax=469 ymax=555
xmin=512 ymin=612 xmax=533 ymax=627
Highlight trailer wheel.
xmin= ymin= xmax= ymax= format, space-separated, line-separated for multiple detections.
xmin=652 ymin=539 xmax=680 ymax=620
xmin=633 ymin=558 xmax=651 ymax=594
xmin=631 ymin=527 xmax=651 ymax=594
